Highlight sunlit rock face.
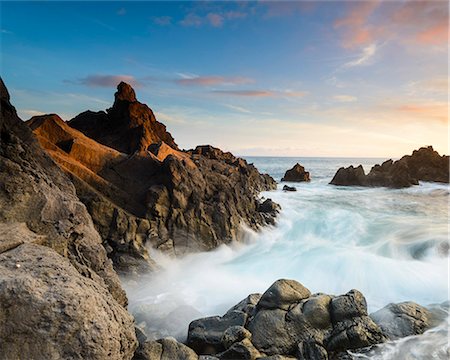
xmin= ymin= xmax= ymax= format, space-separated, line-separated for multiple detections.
xmin=28 ymin=82 xmax=278 ymax=274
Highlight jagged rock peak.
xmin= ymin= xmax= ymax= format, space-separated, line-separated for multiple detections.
xmin=114 ymin=81 xmax=137 ymax=103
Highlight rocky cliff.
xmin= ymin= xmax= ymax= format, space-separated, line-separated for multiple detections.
xmin=330 ymin=146 xmax=449 ymax=188
xmin=28 ymin=82 xmax=277 ymax=273
xmin=0 ymin=78 xmax=138 ymax=358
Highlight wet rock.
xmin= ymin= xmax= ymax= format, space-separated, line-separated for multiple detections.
xmin=282 ymin=163 xmax=310 ymax=182
xmin=0 ymin=243 xmax=137 ymax=360
xmin=187 ymin=311 xmax=247 ymax=354
xmin=329 ymin=165 xmax=366 ymax=186
xmin=222 ymin=326 xmax=252 ymax=349
xmin=134 ymin=337 xmax=198 ymax=360
xmin=370 ymin=301 xmax=433 ymax=340
xmin=330 ymin=290 xmax=368 ymax=324
xmin=283 ymin=185 xmax=297 ymax=192
xmin=326 ymin=316 xmax=386 ymax=353
xmin=226 ymin=293 xmax=261 ymax=318
xmin=297 ymin=340 xmax=328 ymax=360
xmin=330 ymin=146 xmax=449 ymax=188
xmin=217 ymin=338 xmax=261 ymax=360
xmin=29 ymin=83 xmax=278 ymax=268
xmin=257 ymin=279 xmax=311 ymax=310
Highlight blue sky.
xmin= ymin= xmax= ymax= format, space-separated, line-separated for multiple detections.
xmin=1 ymin=1 xmax=448 ymax=157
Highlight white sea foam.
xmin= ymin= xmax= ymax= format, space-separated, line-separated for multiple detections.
xmin=122 ymin=157 xmax=449 ymax=354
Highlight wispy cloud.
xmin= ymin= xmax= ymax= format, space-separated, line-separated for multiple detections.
xmin=153 ymin=16 xmax=172 ymax=26
xmin=68 ymin=74 xmax=141 ymax=88
xmin=213 ymin=90 xmax=274 ymax=97
xmin=212 ymin=89 xmax=308 ymax=98
xmin=343 ymin=44 xmax=377 ymax=68
xmin=175 ymin=75 xmax=253 ymax=87
xmin=396 ymin=102 xmax=448 ymax=124
xmin=179 ymin=9 xmax=247 ymax=28
xmin=117 ymin=8 xmax=126 ymax=16
xmin=224 ymin=104 xmax=252 ymax=114
xmin=333 ymin=95 xmax=358 ymax=103
xmin=1 ymin=29 xmax=13 ymax=34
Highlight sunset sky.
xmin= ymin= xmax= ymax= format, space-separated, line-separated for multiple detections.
xmin=1 ymin=1 xmax=448 ymax=157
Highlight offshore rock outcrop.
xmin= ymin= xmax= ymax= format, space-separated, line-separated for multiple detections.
xmin=0 ymin=78 xmax=138 ymax=358
xmin=281 ymin=163 xmax=310 ymax=182
xmin=28 ymin=82 xmax=277 ymax=272
xmin=186 ymin=279 xmax=443 ymax=360
xmin=330 ymin=146 xmax=449 ymax=188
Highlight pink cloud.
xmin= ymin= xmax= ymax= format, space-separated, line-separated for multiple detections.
xmin=206 ymin=13 xmax=224 ymax=27
xmin=213 ymin=90 xmax=275 ymax=97
xmin=75 ymin=75 xmax=141 ymax=88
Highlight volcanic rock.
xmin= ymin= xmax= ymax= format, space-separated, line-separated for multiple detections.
xmin=283 ymin=185 xmax=297 ymax=192
xmin=134 ymin=337 xmax=198 ymax=360
xmin=0 ymin=243 xmax=137 ymax=359
xmin=330 ymin=147 xmax=449 ymax=188
xmin=370 ymin=302 xmax=434 ymax=340
xmin=28 ymin=83 xmax=278 ymax=271
xmin=281 ymin=163 xmax=310 ymax=182
xmin=69 ymin=81 xmax=177 ymax=154
xmin=0 ymin=77 xmax=137 ymax=358
xmin=188 ymin=280 xmax=388 ymax=358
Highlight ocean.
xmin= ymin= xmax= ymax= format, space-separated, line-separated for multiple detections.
xmin=124 ymin=156 xmax=449 ymax=358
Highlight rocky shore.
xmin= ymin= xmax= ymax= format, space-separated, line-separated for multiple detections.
xmin=1 ymin=77 xmax=447 ymax=359
xmin=330 ymin=147 xmax=449 ymax=188
xmin=27 ymin=82 xmax=277 ymax=273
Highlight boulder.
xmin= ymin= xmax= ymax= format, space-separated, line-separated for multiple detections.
xmin=187 ymin=311 xmax=247 ymax=354
xmin=370 ymin=301 xmax=433 ymax=340
xmin=189 ymin=280 xmax=389 ymax=359
xmin=134 ymin=337 xmax=198 ymax=360
xmin=330 ymin=146 xmax=449 ymax=188
xmin=216 ymin=338 xmax=261 ymax=360
xmin=226 ymin=293 xmax=261 ymax=317
xmin=283 ymin=185 xmax=297 ymax=192
xmin=257 ymin=279 xmax=311 ymax=310
xmin=0 ymin=243 xmax=137 ymax=360
xmin=282 ymin=163 xmax=310 ymax=182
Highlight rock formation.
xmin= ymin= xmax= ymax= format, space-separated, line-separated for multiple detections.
xmin=186 ymin=279 xmax=445 ymax=360
xmin=283 ymin=185 xmax=297 ymax=192
xmin=187 ymin=279 xmax=387 ymax=359
xmin=0 ymin=77 xmax=138 ymax=358
xmin=281 ymin=163 xmax=310 ymax=182
xmin=28 ymin=82 xmax=277 ymax=272
xmin=330 ymin=147 xmax=449 ymax=188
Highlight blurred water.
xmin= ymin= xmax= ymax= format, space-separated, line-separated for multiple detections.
xmin=123 ymin=157 xmax=449 ymax=355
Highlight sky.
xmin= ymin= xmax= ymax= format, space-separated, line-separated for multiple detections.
xmin=1 ymin=0 xmax=448 ymax=157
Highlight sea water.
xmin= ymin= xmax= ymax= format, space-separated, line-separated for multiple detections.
xmin=123 ymin=157 xmax=449 ymax=357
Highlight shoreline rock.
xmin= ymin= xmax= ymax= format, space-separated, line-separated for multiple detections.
xmin=186 ymin=279 xmax=443 ymax=359
xmin=330 ymin=147 xmax=449 ymax=188
xmin=27 ymin=83 xmax=278 ymax=272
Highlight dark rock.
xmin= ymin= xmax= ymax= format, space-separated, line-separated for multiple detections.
xmin=282 ymin=163 xmax=311 ymax=182
xmin=225 ymin=293 xmax=261 ymax=318
xmin=330 ymin=146 xmax=448 ymax=188
xmin=370 ymin=301 xmax=433 ymax=340
xmin=222 ymin=326 xmax=252 ymax=349
xmin=330 ymin=290 xmax=368 ymax=324
xmin=257 ymin=279 xmax=311 ymax=310
xmin=0 ymin=243 xmax=137 ymax=360
xmin=134 ymin=337 xmax=198 ymax=360
xmin=28 ymin=84 xmax=278 ymax=269
xmin=0 ymin=78 xmax=127 ymax=305
xmin=187 ymin=311 xmax=247 ymax=354
xmin=258 ymin=199 xmax=280 ymax=214
xmin=297 ymin=340 xmax=328 ymax=360
xmin=325 ymin=316 xmax=386 ymax=353
xmin=283 ymin=185 xmax=297 ymax=192
xmin=329 ymin=165 xmax=366 ymax=186
xmin=216 ymin=338 xmax=261 ymax=360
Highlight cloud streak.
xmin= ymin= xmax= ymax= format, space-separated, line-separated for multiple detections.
xmin=70 ymin=75 xmax=141 ymax=88
xmin=212 ymin=89 xmax=308 ymax=98
xmin=175 ymin=75 xmax=254 ymax=86
xmin=343 ymin=44 xmax=377 ymax=68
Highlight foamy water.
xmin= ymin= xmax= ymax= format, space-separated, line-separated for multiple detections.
xmin=123 ymin=157 xmax=449 ymax=356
